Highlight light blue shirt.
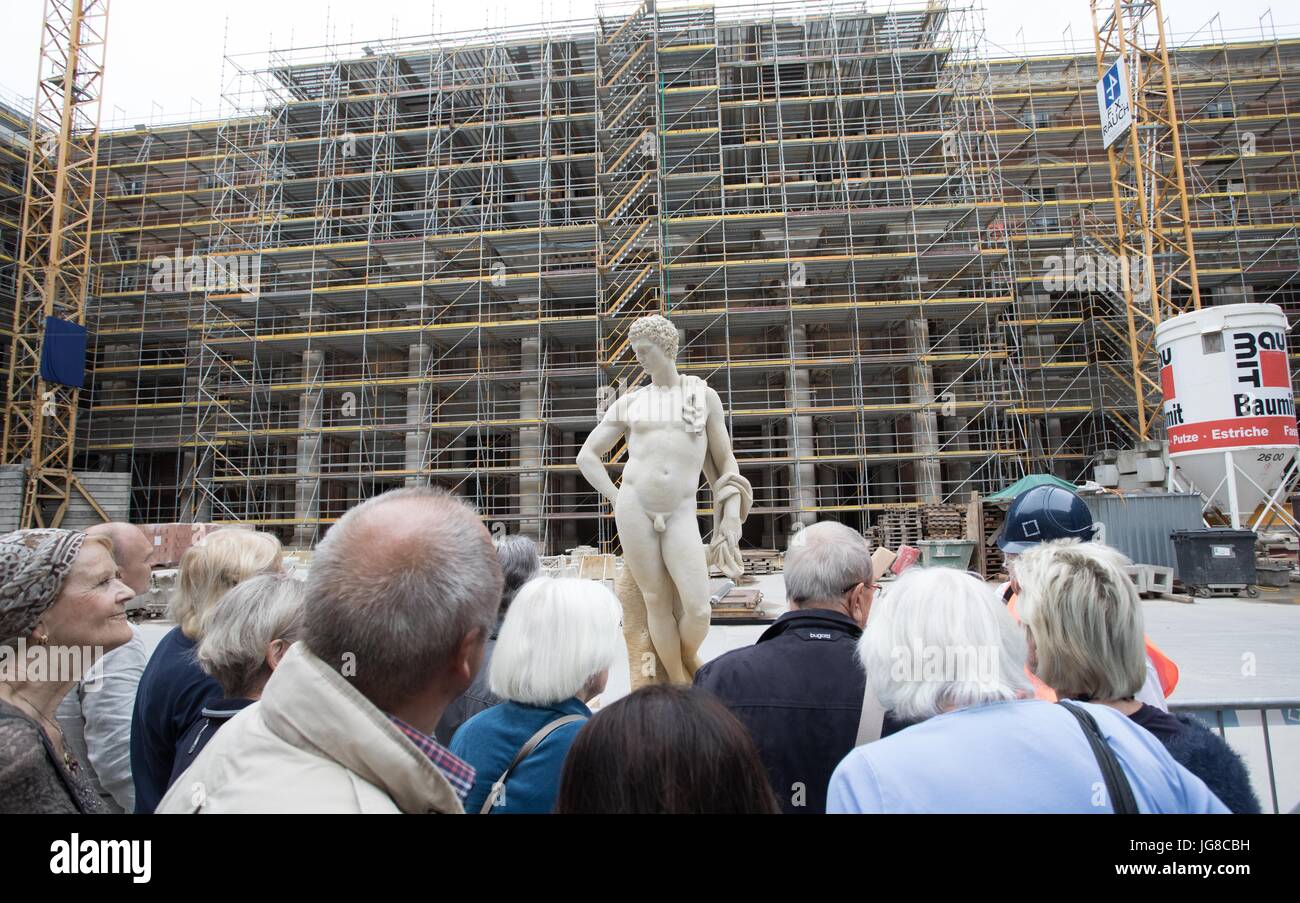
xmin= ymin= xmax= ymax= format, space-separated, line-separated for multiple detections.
xmin=827 ymin=699 xmax=1230 ymax=814
xmin=56 ymin=627 xmax=148 ymax=813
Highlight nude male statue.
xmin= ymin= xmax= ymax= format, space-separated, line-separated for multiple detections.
xmin=577 ymin=315 xmax=752 ymax=684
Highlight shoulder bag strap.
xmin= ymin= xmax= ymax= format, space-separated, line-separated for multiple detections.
xmin=480 ymin=714 xmax=585 ymax=814
xmin=855 ymin=589 xmax=884 ymax=747
xmin=1059 ymin=701 xmax=1139 ymax=814
xmin=855 ymin=684 xmax=886 ymax=747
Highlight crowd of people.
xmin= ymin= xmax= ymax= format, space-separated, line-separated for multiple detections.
xmin=0 ymin=483 xmax=1260 ymax=814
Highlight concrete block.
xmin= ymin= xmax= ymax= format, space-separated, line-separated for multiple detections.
xmin=1136 ymin=456 xmax=1166 ymax=483
xmin=1124 ymin=564 xmax=1152 ymax=594
xmin=1094 ymin=464 xmax=1120 ymax=487
xmin=1117 ymin=450 xmax=1138 ymax=474
xmin=1149 ymin=567 xmax=1174 ymax=595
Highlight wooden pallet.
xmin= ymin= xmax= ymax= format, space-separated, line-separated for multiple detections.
xmin=711 ymin=587 xmax=765 ymax=620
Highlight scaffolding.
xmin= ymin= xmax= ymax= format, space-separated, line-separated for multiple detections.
xmin=0 ymin=93 xmax=30 ymax=397
xmin=77 ymin=1 xmax=1300 ymax=551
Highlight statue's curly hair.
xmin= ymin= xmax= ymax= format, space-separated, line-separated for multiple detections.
xmin=629 ymin=314 xmax=679 ymax=359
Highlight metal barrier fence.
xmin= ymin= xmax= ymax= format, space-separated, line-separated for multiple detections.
xmin=1170 ymin=698 xmax=1300 ymax=814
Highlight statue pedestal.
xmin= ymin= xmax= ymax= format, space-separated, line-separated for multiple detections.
xmin=616 ymin=564 xmax=701 ymax=689
xmin=617 ymin=565 xmax=667 ymax=691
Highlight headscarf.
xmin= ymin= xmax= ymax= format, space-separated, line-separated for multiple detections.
xmin=0 ymin=529 xmax=87 ymax=645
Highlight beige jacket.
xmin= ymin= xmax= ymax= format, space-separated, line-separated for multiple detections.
xmin=157 ymin=643 xmax=465 ymax=814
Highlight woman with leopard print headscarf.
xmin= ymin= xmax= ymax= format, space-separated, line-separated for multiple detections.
xmin=0 ymin=528 xmax=135 ymax=813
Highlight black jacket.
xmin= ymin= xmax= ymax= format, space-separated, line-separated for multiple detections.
xmin=434 ymin=633 xmax=500 ymax=746
xmin=1130 ymin=704 xmax=1261 ymax=814
xmin=694 ymin=608 xmax=902 ymax=814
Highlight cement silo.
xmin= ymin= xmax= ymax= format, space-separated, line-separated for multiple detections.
xmin=1155 ymin=303 xmax=1298 ymax=527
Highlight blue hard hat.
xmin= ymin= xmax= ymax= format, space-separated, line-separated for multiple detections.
xmin=997 ymin=485 xmax=1095 ymax=554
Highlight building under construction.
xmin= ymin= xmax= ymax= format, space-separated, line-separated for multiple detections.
xmin=1 ymin=94 xmax=29 ymax=416
xmin=18 ymin=0 xmax=1299 ymax=551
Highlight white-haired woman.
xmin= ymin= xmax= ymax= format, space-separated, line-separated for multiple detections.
xmin=450 ymin=576 xmax=622 ymax=814
xmin=1015 ymin=540 xmax=1260 ymax=813
xmin=130 ymin=528 xmax=282 ymax=813
xmin=167 ymin=573 xmax=306 ymax=790
xmin=826 ymin=567 xmax=1229 ymax=813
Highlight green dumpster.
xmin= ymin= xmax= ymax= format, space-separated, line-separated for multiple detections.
xmin=917 ymin=539 xmax=977 ymax=570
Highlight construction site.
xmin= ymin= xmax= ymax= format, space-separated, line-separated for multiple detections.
xmin=2 ymin=0 xmax=1300 ymax=558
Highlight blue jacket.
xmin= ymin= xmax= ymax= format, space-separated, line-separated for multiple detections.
xmin=130 ymin=626 xmax=221 ymax=813
xmin=694 ymin=608 xmax=905 ymax=814
xmin=450 ymin=698 xmax=590 ymax=814
xmin=828 ymin=699 xmax=1230 ymax=813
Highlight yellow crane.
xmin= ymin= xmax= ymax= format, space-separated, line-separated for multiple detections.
xmin=2 ymin=0 xmax=111 ymax=527
xmin=1089 ymin=0 xmax=1202 ymax=441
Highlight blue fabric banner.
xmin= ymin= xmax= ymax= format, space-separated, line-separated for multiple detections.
xmin=39 ymin=316 xmax=88 ymax=389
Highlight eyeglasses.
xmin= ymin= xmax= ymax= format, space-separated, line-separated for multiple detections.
xmin=841 ymin=581 xmax=880 ymax=595
xmin=789 ymin=581 xmax=879 ymax=606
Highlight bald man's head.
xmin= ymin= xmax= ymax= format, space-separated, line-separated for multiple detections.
xmin=86 ymin=522 xmax=154 ymax=596
xmin=304 ymin=487 xmax=503 ymax=711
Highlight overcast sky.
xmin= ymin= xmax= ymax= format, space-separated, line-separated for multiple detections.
xmin=0 ymin=0 xmax=1294 ymax=127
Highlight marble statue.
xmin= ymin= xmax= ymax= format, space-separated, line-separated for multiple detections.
xmin=578 ymin=315 xmax=752 ymax=685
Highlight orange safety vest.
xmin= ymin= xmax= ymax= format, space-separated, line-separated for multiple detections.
xmin=1145 ymin=637 xmax=1180 ymax=698
xmin=1006 ymin=593 xmax=1179 ymax=702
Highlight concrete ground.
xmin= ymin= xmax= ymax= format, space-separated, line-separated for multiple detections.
xmin=135 ymin=571 xmax=1300 ymax=812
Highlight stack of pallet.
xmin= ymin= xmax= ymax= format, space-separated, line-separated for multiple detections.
xmin=864 ymin=525 xmax=884 ymax=551
xmin=921 ymin=505 xmax=966 ymax=540
xmin=982 ymin=505 xmax=1006 ymax=577
xmin=0 ymin=467 xmax=131 ymax=532
xmin=62 ymin=472 xmax=132 ymax=530
xmin=0 ymin=466 xmax=23 ymax=533
xmin=741 ymin=549 xmax=782 ymax=576
xmin=877 ymin=507 xmax=922 ymax=550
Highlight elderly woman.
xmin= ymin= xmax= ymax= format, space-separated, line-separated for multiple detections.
xmin=1014 ymin=539 xmax=1260 ymax=813
xmin=130 ymin=528 xmax=282 ymax=813
xmin=435 ymin=534 xmax=541 ymax=744
xmin=0 ymin=529 xmax=135 ymax=813
xmin=167 ymin=573 xmax=305 ymax=789
xmin=450 ymin=576 xmax=621 ymax=814
xmin=826 ymin=567 xmax=1229 ymax=813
